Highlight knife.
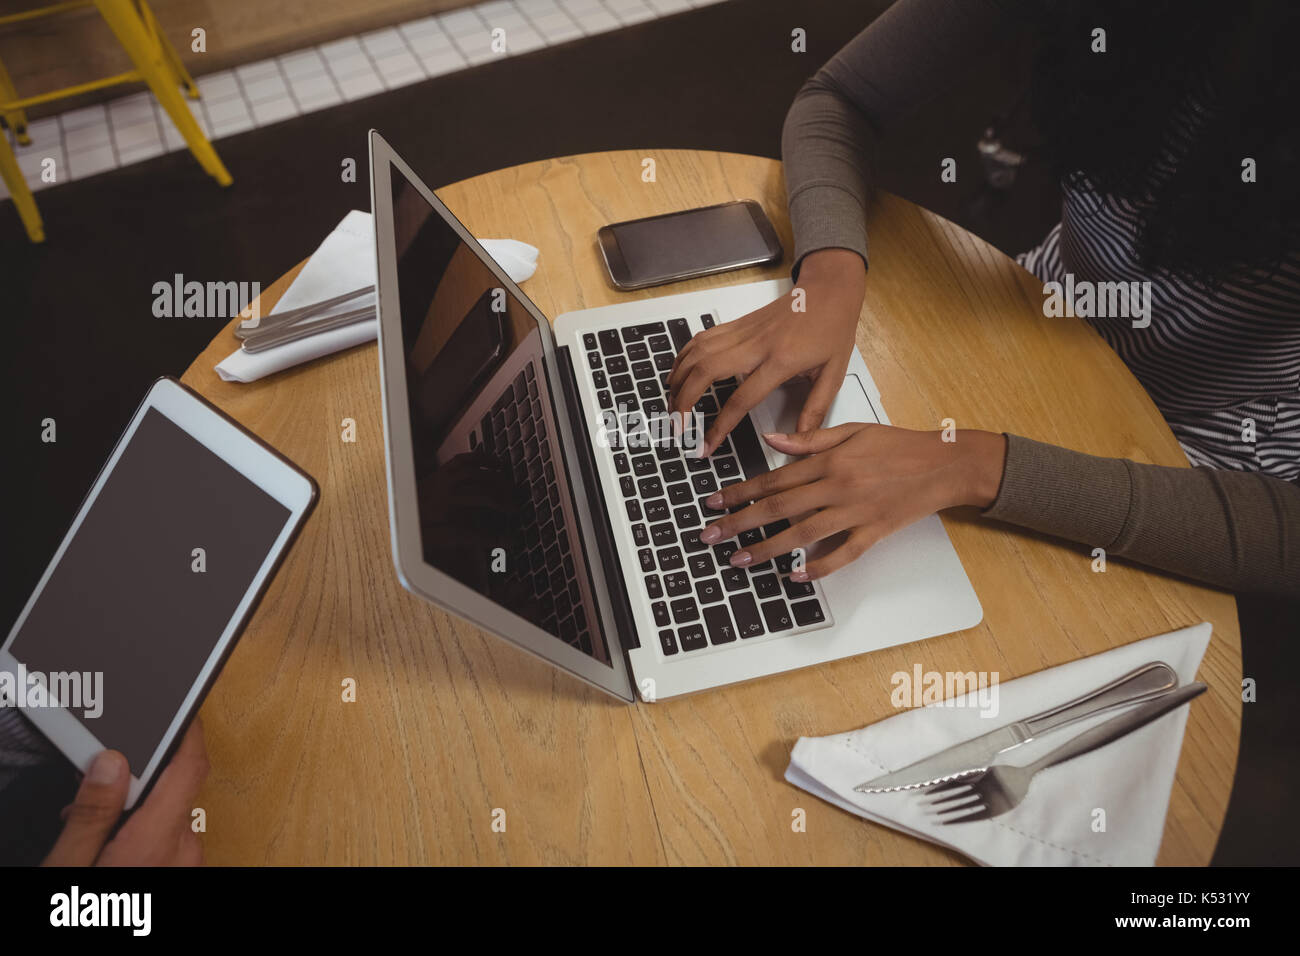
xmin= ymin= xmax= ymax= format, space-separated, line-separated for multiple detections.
xmin=853 ymin=660 xmax=1179 ymax=793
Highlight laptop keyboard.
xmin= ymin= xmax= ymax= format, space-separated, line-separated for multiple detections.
xmin=580 ymin=314 xmax=831 ymax=659
xmin=470 ymin=361 xmax=594 ymax=656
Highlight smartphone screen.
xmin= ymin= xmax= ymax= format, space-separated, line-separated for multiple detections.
xmin=600 ymin=201 xmax=781 ymax=288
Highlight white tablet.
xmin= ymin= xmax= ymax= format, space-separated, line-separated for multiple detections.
xmin=0 ymin=377 xmax=317 ymax=809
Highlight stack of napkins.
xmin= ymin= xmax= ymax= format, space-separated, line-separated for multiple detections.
xmin=786 ymin=622 xmax=1212 ymax=865
xmin=216 ymin=210 xmax=539 ymax=383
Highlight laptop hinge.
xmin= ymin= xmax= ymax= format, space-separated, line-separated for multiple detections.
xmin=555 ymin=344 xmax=641 ymax=652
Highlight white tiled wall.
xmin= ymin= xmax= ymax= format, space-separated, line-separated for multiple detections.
xmin=0 ymin=0 xmax=730 ymax=202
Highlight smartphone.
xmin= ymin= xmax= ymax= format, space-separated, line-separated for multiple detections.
xmin=597 ymin=199 xmax=783 ymax=290
xmin=0 ymin=377 xmax=317 ymax=809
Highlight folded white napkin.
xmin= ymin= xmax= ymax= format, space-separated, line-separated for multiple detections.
xmin=215 ymin=210 xmax=540 ymax=383
xmin=786 ymin=622 xmax=1212 ymax=866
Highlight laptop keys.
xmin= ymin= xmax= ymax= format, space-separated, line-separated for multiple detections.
xmin=663 ymin=571 xmax=690 ymax=596
xmin=650 ymin=522 xmax=676 ymax=546
xmin=792 ymin=599 xmax=826 ymax=627
xmin=721 ymin=567 xmax=747 ymax=592
xmin=695 ymin=579 xmax=724 ymax=603
xmin=783 ymin=577 xmax=816 ymax=600
xmin=761 ymin=599 xmax=793 ymax=632
xmin=729 ymin=593 xmax=764 ymax=639
xmin=678 ymin=624 xmax=708 ymax=652
xmin=657 ymin=547 xmax=684 ymax=571
xmin=703 ymin=604 xmax=736 ymax=644
xmin=687 ymin=553 xmax=714 ymax=578
xmin=667 ymin=317 xmax=691 ymax=351
xmin=681 ymin=529 xmax=707 ymax=553
xmin=580 ymin=315 xmax=832 ymax=658
xmin=669 ymin=596 xmax=700 ymax=624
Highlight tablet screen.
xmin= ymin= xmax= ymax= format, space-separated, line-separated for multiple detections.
xmin=6 ymin=406 xmax=290 ymax=772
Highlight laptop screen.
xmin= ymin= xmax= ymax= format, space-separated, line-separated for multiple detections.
xmin=387 ymin=168 xmax=613 ymax=667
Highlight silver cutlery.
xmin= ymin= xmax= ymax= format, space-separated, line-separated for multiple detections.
xmin=923 ymin=681 xmax=1207 ymax=825
xmin=235 ymin=284 xmax=376 ymax=352
xmin=240 ymin=305 xmax=374 ymax=353
xmin=855 ymin=661 xmax=1179 ymax=793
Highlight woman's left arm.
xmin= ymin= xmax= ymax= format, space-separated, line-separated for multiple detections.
xmin=698 ymin=426 xmax=1300 ymax=599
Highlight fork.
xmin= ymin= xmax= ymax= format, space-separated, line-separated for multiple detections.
xmin=923 ymin=681 xmax=1207 ymax=825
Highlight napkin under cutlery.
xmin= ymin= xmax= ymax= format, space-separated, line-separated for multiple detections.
xmin=215 ymin=209 xmax=540 ymax=383
xmin=785 ymin=621 xmax=1213 ymax=865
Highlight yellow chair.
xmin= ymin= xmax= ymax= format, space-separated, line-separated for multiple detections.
xmin=0 ymin=0 xmax=232 ymax=242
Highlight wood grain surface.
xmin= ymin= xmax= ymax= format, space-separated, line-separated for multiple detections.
xmin=181 ymin=149 xmax=1241 ymax=865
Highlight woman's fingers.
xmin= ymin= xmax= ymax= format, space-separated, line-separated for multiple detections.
xmin=666 ymin=322 xmax=736 ymax=393
xmin=790 ymin=525 xmax=882 ymax=581
xmin=703 ymin=454 xmax=827 ymax=516
xmin=670 ymin=342 xmax=764 ymax=425
xmin=730 ymin=506 xmax=857 ymax=569
xmin=762 ymin=423 xmax=867 ymax=457
xmin=701 ymin=364 xmax=788 ymax=456
xmin=705 ymin=423 xmax=864 ymax=511
xmin=700 ymin=480 xmax=835 ymax=544
xmin=795 ymin=355 xmax=851 ymax=435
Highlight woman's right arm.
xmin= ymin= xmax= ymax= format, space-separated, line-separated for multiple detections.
xmin=670 ymin=0 xmax=1027 ymax=449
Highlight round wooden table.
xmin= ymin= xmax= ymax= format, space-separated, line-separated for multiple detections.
xmin=182 ymin=149 xmax=1241 ymax=865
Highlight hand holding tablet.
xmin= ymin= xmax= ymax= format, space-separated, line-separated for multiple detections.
xmin=1 ymin=377 xmax=317 ymax=810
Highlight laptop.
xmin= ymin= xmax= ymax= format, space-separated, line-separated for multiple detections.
xmin=369 ymin=131 xmax=982 ymax=702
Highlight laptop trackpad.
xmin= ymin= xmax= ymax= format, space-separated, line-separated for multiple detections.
xmin=748 ymin=374 xmax=877 ymax=470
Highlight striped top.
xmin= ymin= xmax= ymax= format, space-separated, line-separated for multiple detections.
xmin=1016 ymin=85 xmax=1300 ymax=480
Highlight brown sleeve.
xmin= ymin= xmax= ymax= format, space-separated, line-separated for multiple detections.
xmin=983 ymin=433 xmax=1300 ymax=598
xmin=780 ymin=0 xmax=1027 ymax=277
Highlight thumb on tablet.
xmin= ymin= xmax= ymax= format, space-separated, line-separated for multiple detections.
xmin=42 ymin=750 xmax=128 ymax=866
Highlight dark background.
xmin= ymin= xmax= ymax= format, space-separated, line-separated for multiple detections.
xmin=0 ymin=0 xmax=1293 ymax=864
